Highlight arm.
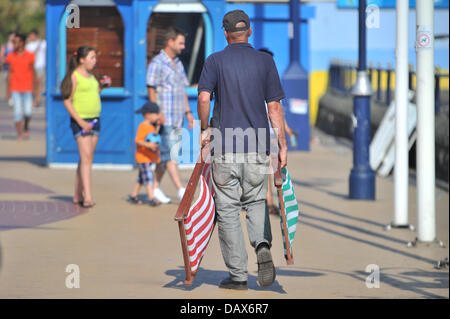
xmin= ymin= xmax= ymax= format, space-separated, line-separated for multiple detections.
xmin=6 ymin=68 xmax=10 ymax=100
xmin=185 ymin=94 xmax=194 ymax=129
xmin=197 ymin=91 xmax=211 ymax=130
xmin=148 ymin=86 xmax=157 ymax=103
xmin=135 ymin=126 xmax=159 ymax=152
xmin=5 ymin=53 xmax=10 ymax=100
xmin=147 ymin=86 xmax=166 ymax=125
xmin=267 ymin=100 xmax=288 ymax=168
xmin=32 ymin=67 xmax=37 ymax=99
xmin=0 ymin=44 xmax=5 ymax=67
xmin=197 ymin=91 xmax=211 ymax=144
xmin=284 ymin=119 xmax=298 ymax=138
xmin=62 ymin=74 xmax=92 ymax=132
xmin=136 ymin=140 xmax=159 ymax=152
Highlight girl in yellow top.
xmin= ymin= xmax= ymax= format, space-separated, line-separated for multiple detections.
xmin=61 ymin=46 xmax=106 ymax=208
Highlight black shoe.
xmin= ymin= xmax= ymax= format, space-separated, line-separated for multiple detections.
xmin=219 ymin=277 xmax=248 ymax=290
xmin=148 ymin=199 xmax=160 ymax=207
xmin=256 ymin=243 xmax=276 ymax=287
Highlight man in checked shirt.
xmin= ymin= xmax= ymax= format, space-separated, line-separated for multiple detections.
xmin=146 ymin=27 xmax=195 ymax=204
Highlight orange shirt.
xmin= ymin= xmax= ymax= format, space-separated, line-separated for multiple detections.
xmin=135 ymin=122 xmax=161 ymax=164
xmin=5 ymin=50 xmax=35 ymax=92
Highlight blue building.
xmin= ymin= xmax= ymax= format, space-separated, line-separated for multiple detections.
xmin=45 ymin=0 xmax=448 ymax=168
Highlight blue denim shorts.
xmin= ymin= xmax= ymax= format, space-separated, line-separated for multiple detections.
xmin=11 ymin=91 xmax=33 ymax=122
xmin=159 ymin=125 xmax=182 ymax=163
xmin=70 ymin=117 xmax=100 ymax=139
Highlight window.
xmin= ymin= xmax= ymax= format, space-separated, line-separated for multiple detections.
xmin=66 ymin=5 xmax=124 ymax=87
xmin=147 ymin=12 xmax=206 ymax=86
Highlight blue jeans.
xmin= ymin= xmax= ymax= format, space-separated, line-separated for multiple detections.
xmin=11 ymin=91 xmax=33 ymax=122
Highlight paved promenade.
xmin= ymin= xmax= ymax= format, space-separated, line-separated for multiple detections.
xmin=0 ymin=99 xmax=448 ymax=299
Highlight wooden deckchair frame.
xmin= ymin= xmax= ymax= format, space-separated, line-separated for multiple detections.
xmin=174 ymin=142 xmax=213 ymax=286
xmin=274 ymin=165 xmax=294 ymax=265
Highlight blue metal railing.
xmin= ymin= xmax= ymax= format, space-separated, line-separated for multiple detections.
xmin=328 ymin=60 xmax=449 ymax=114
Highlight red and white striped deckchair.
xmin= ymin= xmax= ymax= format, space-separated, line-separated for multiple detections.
xmin=174 ymin=142 xmax=215 ymax=286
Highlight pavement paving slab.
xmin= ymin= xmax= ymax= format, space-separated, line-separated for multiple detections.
xmin=0 ymin=100 xmax=448 ymax=299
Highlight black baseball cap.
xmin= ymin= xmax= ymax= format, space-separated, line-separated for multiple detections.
xmin=222 ymin=10 xmax=250 ymax=32
xmin=135 ymin=101 xmax=160 ymax=114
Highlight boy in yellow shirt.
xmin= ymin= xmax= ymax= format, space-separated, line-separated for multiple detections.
xmin=128 ymin=102 xmax=162 ymax=206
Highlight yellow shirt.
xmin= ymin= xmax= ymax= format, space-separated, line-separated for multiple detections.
xmin=72 ymin=70 xmax=101 ymax=118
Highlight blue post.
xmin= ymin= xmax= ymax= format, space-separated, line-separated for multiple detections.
xmin=376 ymin=62 xmax=382 ymax=101
xmin=408 ymin=63 xmax=414 ymax=90
xmin=434 ymin=67 xmax=440 ymax=114
xmin=349 ymin=0 xmax=375 ymax=200
xmin=254 ymin=4 xmax=264 ymax=50
xmin=386 ymin=62 xmax=392 ymax=105
xmin=281 ymin=0 xmax=310 ymax=151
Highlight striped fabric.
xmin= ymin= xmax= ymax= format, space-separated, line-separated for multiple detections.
xmin=184 ymin=162 xmax=215 ymax=272
xmin=279 ymin=167 xmax=299 ymax=257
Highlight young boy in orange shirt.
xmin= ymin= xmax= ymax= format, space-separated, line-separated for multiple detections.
xmin=128 ymin=102 xmax=162 ymax=206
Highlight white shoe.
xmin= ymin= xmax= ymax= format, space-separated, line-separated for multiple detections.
xmin=154 ymin=188 xmax=171 ymax=204
xmin=178 ymin=187 xmax=186 ymax=200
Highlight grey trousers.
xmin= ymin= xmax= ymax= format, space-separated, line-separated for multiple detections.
xmin=211 ymin=153 xmax=272 ymax=282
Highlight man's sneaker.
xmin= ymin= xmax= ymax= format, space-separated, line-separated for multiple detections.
xmin=256 ymin=243 xmax=276 ymax=287
xmin=178 ymin=187 xmax=186 ymax=200
xmin=154 ymin=188 xmax=171 ymax=204
xmin=219 ymin=277 xmax=248 ymax=290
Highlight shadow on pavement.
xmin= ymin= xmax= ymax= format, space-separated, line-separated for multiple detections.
xmin=0 ymin=156 xmax=46 ymax=167
xmin=164 ymin=267 xmax=288 ymax=293
xmin=0 ymin=200 xmax=87 ymax=232
xmin=164 ymin=266 xmax=324 ymax=293
xmin=301 ymin=220 xmax=437 ymax=265
xmin=291 ymin=178 xmax=349 ymax=201
xmin=0 ymin=177 xmax=53 ymax=194
xmin=301 ymin=199 xmax=386 ymax=228
xmin=301 ymin=211 xmax=407 ymax=245
xmin=353 ymin=269 xmax=449 ymax=299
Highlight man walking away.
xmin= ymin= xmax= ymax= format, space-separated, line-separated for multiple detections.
xmin=197 ymin=10 xmax=288 ymax=290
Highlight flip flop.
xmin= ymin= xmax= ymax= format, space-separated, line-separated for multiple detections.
xmin=127 ymin=195 xmax=143 ymax=205
xmin=148 ymin=198 xmax=161 ymax=207
xmin=73 ymin=199 xmax=83 ymax=206
xmin=82 ymin=201 xmax=96 ymax=208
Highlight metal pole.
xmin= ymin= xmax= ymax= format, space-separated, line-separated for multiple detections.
xmin=434 ymin=67 xmax=440 ymax=114
xmin=386 ymin=62 xmax=392 ymax=105
xmin=254 ymin=4 xmax=264 ymax=50
xmin=349 ymin=0 xmax=375 ymax=200
xmin=415 ymin=0 xmax=436 ymax=242
xmin=393 ymin=0 xmax=410 ymax=228
xmin=290 ymin=0 xmax=300 ymax=64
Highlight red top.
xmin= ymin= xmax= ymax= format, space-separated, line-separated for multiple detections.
xmin=5 ymin=50 xmax=35 ymax=92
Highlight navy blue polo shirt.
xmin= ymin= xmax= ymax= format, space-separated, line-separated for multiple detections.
xmin=198 ymin=42 xmax=285 ymax=154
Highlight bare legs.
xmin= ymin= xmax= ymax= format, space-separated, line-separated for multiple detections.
xmin=74 ymin=135 xmax=98 ymax=206
xmin=153 ymin=160 xmax=183 ymax=190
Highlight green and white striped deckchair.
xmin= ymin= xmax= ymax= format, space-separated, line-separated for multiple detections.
xmin=275 ymin=166 xmax=299 ymax=265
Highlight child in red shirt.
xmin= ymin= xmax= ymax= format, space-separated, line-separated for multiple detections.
xmin=5 ymin=33 xmax=35 ymax=140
